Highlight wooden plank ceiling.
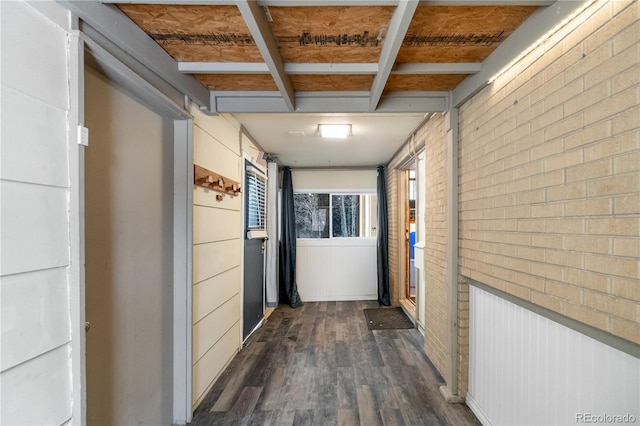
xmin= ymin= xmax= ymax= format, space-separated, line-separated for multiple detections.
xmin=117 ymin=2 xmax=537 ymax=99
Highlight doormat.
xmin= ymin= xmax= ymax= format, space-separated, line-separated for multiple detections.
xmin=363 ymin=307 xmax=414 ymax=330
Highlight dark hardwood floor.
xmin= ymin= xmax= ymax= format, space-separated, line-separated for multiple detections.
xmin=190 ymin=301 xmax=480 ymax=426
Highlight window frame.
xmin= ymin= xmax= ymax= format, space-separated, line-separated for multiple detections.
xmin=293 ymin=190 xmax=377 ymax=240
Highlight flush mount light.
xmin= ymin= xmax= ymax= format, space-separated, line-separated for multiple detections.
xmin=318 ymin=124 xmax=351 ymax=139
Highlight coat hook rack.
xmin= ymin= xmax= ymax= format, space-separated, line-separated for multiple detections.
xmin=194 ymin=164 xmax=241 ymax=196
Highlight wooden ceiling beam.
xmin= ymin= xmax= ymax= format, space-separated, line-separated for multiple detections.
xmin=179 ymin=62 xmax=380 ymax=75
xmin=179 ymin=62 xmax=482 ymax=75
xmin=102 ymin=0 xmax=554 ymax=5
xmin=235 ymin=0 xmax=295 ymax=112
xmin=369 ymin=0 xmax=419 ymax=111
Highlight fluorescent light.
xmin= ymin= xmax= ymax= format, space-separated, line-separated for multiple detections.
xmin=318 ymin=124 xmax=351 ymax=139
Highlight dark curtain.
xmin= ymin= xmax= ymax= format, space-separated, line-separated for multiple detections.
xmin=377 ymin=165 xmax=391 ymax=306
xmin=279 ymin=167 xmax=303 ymax=308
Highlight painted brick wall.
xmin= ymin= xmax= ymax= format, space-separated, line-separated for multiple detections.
xmin=458 ymin=0 xmax=639 ymax=344
xmin=422 ymin=113 xmax=450 ymax=376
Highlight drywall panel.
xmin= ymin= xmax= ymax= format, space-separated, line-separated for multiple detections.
xmin=0 ymin=268 xmax=70 ymax=371
xmin=0 ymin=181 xmax=70 ymax=276
xmin=0 ymin=85 xmax=68 ymax=187
xmin=0 ymin=344 xmax=72 ymax=425
xmin=193 ymin=185 xmax=243 ymax=210
xmin=292 ymin=170 xmax=377 ymax=192
xmin=192 ymin=323 xmax=240 ymax=408
xmin=193 ymin=239 xmax=241 ymax=284
xmin=193 ymin=267 xmax=241 ymax=323
xmin=296 ymin=239 xmax=377 ymax=301
xmin=0 ymin=1 xmax=68 ymax=109
xmin=192 ymin=294 xmax=241 ymax=363
xmin=193 ymin=205 xmax=242 ymax=244
xmin=468 ymin=285 xmax=640 ymax=426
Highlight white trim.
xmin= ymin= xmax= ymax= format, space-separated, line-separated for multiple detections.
xmin=173 ymin=119 xmax=194 ymax=425
xmin=466 ymin=394 xmax=491 ymax=426
xmin=300 ymin=294 xmax=378 ymax=302
xmin=67 ymin=29 xmax=86 ymax=426
xmin=296 ymin=238 xmax=377 ymax=247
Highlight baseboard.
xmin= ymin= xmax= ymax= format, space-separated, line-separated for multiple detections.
xmin=465 ymin=394 xmax=491 ymax=426
xmin=439 ymin=385 xmax=465 ymax=403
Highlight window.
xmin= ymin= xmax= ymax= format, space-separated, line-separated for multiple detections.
xmin=294 ymin=193 xmax=377 ymax=238
xmin=246 ymin=166 xmax=266 ymax=231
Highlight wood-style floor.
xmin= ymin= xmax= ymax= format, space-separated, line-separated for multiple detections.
xmin=190 ymin=301 xmax=480 ymax=426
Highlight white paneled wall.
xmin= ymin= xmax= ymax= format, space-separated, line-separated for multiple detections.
xmin=468 ymin=285 xmax=640 ymax=426
xmin=0 ymin=2 xmax=74 ymax=424
xmin=296 ymin=239 xmax=377 ymax=301
xmin=191 ymin=107 xmax=243 ymax=409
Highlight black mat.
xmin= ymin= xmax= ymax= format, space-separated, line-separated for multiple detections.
xmin=363 ymin=307 xmax=414 ymax=330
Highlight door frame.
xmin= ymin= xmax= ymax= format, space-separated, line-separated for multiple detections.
xmin=69 ymin=32 xmax=194 ymax=425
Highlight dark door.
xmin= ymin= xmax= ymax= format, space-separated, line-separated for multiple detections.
xmin=243 ymin=160 xmax=266 ymax=340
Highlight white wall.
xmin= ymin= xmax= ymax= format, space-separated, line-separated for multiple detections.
xmin=468 ymin=285 xmax=640 ymax=426
xmin=191 ymin=107 xmax=243 ymax=409
xmin=0 ymin=2 xmax=75 ymax=424
xmin=297 ymin=239 xmax=377 ymax=301
xmin=292 ymin=169 xmax=376 ymax=192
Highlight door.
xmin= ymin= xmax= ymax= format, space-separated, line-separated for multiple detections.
xmin=406 ymin=168 xmax=417 ymax=302
xmin=243 ymin=160 xmax=267 ymax=340
xmin=84 ymin=66 xmax=174 ymax=425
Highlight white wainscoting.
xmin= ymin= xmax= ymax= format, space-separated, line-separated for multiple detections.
xmin=296 ymin=239 xmax=377 ymax=301
xmin=468 ymin=285 xmax=640 ymax=426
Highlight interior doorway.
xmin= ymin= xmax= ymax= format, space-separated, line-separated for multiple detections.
xmin=84 ymin=65 xmax=175 ymax=425
xmin=406 ymin=168 xmax=417 ymax=304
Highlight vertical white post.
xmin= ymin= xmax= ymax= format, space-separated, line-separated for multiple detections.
xmin=67 ymin=28 xmax=87 ymax=425
xmin=173 ymin=119 xmax=194 ymax=424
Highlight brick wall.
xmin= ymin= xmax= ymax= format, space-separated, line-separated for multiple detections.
xmin=386 ymin=167 xmax=401 ymax=304
xmin=422 ymin=113 xmax=450 ymax=376
xmin=458 ymin=0 xmax=639 ymax=344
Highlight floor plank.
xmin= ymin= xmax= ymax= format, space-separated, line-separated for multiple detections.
xmin=190 ymin=301 xmax=479 ymax=426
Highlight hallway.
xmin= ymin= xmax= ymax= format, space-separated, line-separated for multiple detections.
xmin=190 ymin=301 xmax=479 ymax=426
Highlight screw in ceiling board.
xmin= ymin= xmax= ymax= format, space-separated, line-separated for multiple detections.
xmin=263 ymin=6 xmax=273 ymax=22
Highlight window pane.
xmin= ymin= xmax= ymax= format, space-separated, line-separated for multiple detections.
xmin=294 ymin=193 xmax=329 ymax=238
xmin=246 ymin=169 xmax=266 ymax=230
xmin=332 ymin=195 xmax=361 ymax=238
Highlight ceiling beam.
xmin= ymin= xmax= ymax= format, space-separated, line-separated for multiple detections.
xmin=369 ymin=0 xmax=419 ymax=111
xmin=179 ymin=62 xmax=481 ymax=75
xmin=392 ymin=63 xmax=482 ymax=74
xmin=211 ymin=90 xmax=448 ymax=113
xmin=179 ymin=62 xmax=379 ymax=75
xmin=56 ymin=0 xmax=211 ymax=110
xmin=235 ymin=0 xmax=295 ymax=112
xmin=102 ymin=0 xmax=554 ymax=5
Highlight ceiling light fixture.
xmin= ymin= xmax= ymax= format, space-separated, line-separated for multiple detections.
xmin=318 ymin=124 xmax=351 ymax=139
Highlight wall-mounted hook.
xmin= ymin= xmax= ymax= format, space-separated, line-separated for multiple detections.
xmin=194 ymin=164 xmax=241 ymax=196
